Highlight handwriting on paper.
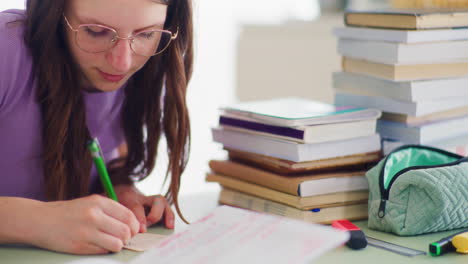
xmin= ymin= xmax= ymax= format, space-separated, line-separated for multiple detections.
xmin=130 ymin=206 xmax=349 ymax=264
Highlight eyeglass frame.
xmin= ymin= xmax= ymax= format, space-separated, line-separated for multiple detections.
xmin=63 ymin=14 xmax=178 ymax=57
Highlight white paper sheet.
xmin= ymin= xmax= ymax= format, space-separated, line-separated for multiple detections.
xmin=131 ymin=205 xmax=349 ymax=264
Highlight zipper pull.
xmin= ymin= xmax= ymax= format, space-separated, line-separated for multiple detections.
xmin=378 ymin=199 xmax=387 ymax=218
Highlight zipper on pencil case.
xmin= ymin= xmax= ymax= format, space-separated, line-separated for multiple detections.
xmin=377 ymin=145 xmax=467 ymax=218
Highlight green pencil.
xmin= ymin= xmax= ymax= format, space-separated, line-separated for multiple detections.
xmin=87 ymin=138 xmax=118 ymax=201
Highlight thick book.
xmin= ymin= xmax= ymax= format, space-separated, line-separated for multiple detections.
xmin=381 ymin=106 xmax=468 ymax=125
xmin=342 ymin=57 xmax=468 ymax=81
xmin=208 ymin=160 xmax=369 ymax=197
xmin=206 ymin=173 xmax=369 ymax=210
xmin=219 ymin=115 xmax=377 ymax=144
xmin=212 ymin=127 xmax=382 ymax=162
xmin=220 ymin=97 xmax=381 ymax=126
xmin=335 ymin=92 xmax=468 ymax=117
xmin=333 ymin=26 xmax=468 ymax=43
xmin=338 ymin=38 xmax=468 ymax=64
xmin=227 ymin=148 xmax=381 ymax=174
xmin=345 ymin=8 xmax=468 ymax=29
xmin=219 ymin=188 xmax=369 ymax=224
xmin=383 ymin=136 xmax=468 ymax=156
xmin=377 ymin=116 xmax=468 ymax=144
xmin=333 ymin=72 xmax=468 ymax=102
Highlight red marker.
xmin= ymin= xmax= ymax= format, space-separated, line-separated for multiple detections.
xmin=332 ymin=219 xmax=367 ymax=250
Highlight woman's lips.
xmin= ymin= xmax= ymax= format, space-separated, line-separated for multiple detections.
xmin=98 ymin=70 xmax=125 ymax=82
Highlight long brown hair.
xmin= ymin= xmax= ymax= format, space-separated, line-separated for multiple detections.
xmin=23 ymin=0 xmax=193 ymax=222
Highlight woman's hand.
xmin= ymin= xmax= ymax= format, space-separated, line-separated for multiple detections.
xmin=114 ymin=184 xmax=175 ymax=233
xmin=24 ymin=195 xmax=139 ymax=254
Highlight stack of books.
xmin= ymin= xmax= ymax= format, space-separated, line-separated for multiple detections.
xmin=207 ymin=97 xmax=382 ymax=224
xmin=333 ymin=8 xmax=468 ymax=155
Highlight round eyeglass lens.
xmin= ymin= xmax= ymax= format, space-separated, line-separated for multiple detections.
xmin=76 ymin=25 xmax=116 ymax=53
xmin=132 ymin=30 xmax=172 ymax=56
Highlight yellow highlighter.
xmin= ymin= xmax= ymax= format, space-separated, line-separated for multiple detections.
xmin=452 ymin=232 xmax=468 ymax=254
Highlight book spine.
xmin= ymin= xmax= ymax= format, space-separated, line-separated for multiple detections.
xmin=219 ymin=188 xmax=306 ymax=221
xmin=207 ymin=173 xmax=369 ymax=210
xmin=209 ymin=160 xmax=300 ymax=195
xmin=206 ymin=173 xmax=305 ymax=209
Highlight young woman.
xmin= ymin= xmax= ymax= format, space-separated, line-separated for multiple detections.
xmin=0 ymin=0 xmax=193 ymax=254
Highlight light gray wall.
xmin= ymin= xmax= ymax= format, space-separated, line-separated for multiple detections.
xmin=235 ymin=13 xmax=343 ymax=104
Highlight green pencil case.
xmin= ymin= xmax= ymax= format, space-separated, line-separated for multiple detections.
xmin=366 ymin=145 xmax=468 ymax=236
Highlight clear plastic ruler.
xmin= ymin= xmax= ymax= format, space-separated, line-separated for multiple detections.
xmin=366 ymin=236 xmax=427 ymax=257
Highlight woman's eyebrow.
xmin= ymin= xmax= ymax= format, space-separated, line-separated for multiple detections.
xmin=76 ymin=16 xmax=112 ymax=27
xmin=153 ymin=0 xmax=171 ymax=4
xmin=77 ymin=16 xmax=164 ymax=31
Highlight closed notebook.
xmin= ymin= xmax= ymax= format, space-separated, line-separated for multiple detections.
xmin=221 ymin=97 xmax=381 ymax=126
xmin=208 ymin=160 xmax=369 ymax=197
xmin=206 ymin=172 xmax=369 ymax=210
xmin=219 ymin=188 xmax=369 ymax=224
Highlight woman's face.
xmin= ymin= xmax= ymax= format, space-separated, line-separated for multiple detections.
xmin=64 ymin=0 xmax=168 ymax=92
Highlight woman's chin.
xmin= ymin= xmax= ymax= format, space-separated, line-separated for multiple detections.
xmin=90 ymin=79 xmax=126 ymax=92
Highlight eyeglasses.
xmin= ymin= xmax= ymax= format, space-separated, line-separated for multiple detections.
xmin=63 ymin=15 xmax=177 ymax=57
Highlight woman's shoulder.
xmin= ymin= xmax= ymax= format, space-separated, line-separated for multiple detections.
xmin=0 ymin=9 xmax=27 ymax=46
xmin=0 ymin=9 xmax=34 ymax=113
xmin=0 ymin=9 xmax=28 ymax=59
xmin=0 ymin=9 xmax=25 ymax=19
xmin=0 ymin=9 xmax=27 ymax=43
xmin=0 ymin=9 xmax=25 ymax=30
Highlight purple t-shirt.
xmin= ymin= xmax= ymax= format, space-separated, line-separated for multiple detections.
xmin=0 ymin=10 xmax=126 ymax=200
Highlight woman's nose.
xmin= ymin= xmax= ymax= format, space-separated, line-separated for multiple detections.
xmin=106 ymin=39 xmax=133 ymax=73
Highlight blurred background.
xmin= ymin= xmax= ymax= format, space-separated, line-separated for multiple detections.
xmin=2 ymin=0 xmax=468 ymax=197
